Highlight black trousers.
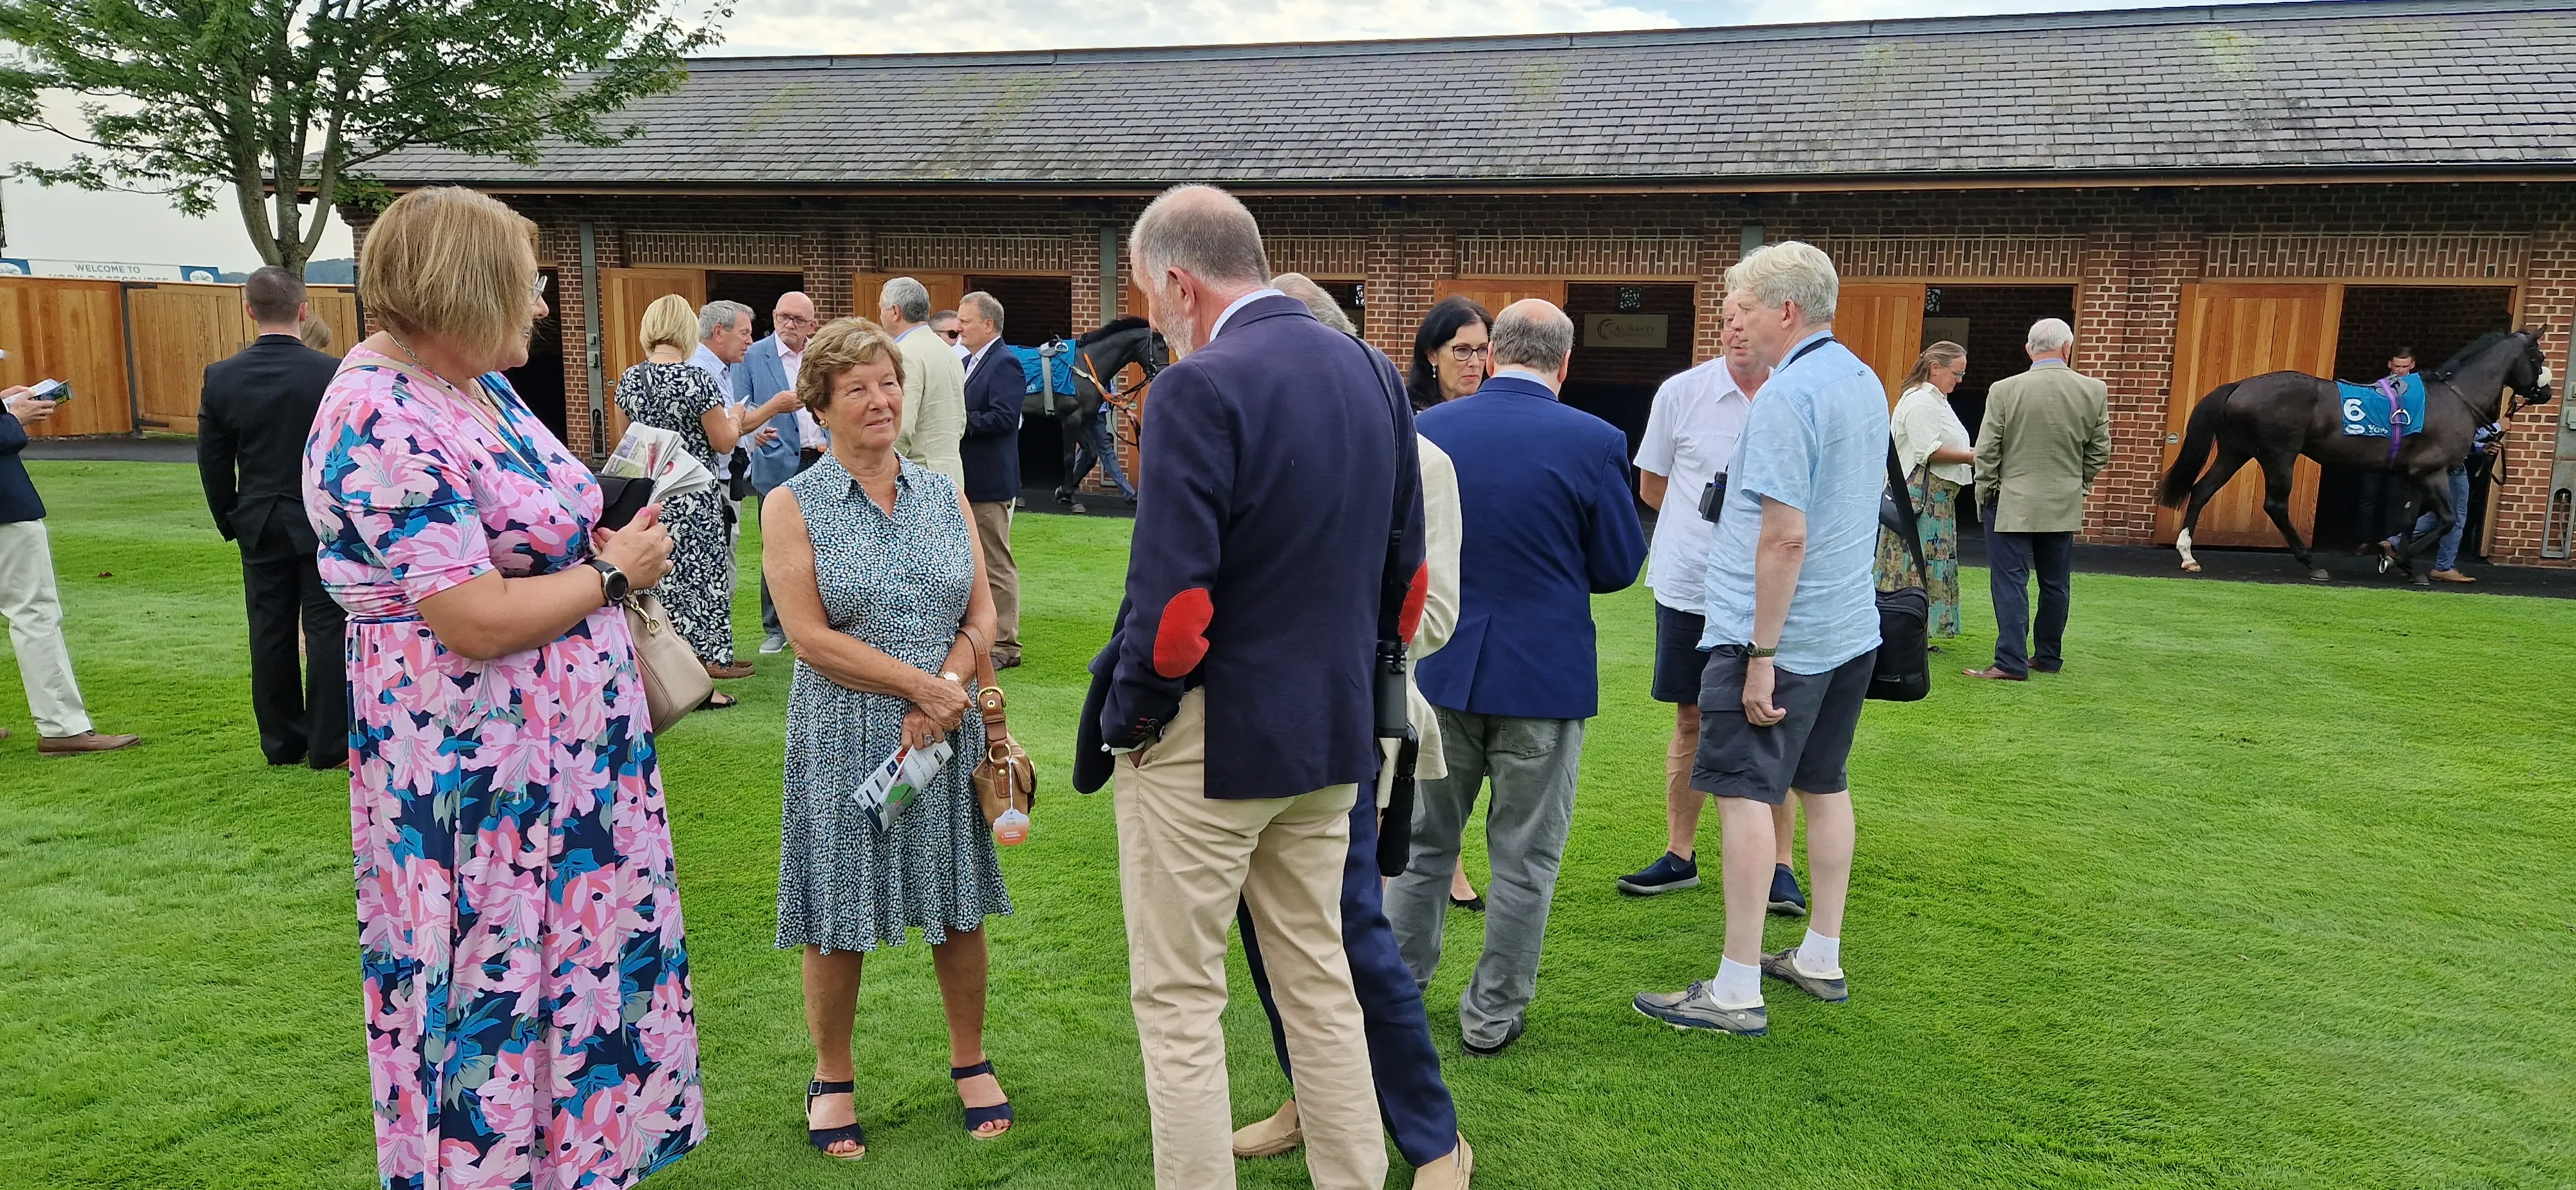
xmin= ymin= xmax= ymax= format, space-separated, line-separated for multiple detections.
xmin=1983 ymin=513 xmax=2072 ymax=678
xmin=241 ymin=528 xmax=348 ymax=768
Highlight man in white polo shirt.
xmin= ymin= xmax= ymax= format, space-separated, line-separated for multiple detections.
xmin=1613 ymin=294 xmax=1806 ymax=918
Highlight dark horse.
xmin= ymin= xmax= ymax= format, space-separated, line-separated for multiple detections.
xmin=1052 ymin=316 xmax=1166 ymax=504
xmin=2157 ymin=330 xmax=2553 ymax=584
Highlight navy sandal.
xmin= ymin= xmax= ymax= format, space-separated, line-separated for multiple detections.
xmin=951 ymin=1060 xmax=1014 ymax=1138
xmin=806 ymin=1079 xmax=865 ymax=1160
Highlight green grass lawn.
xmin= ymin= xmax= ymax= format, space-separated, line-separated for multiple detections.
xmin=4 ymin=460 xmax=2573 ymax=1189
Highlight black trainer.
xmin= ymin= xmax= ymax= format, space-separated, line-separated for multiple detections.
xmin=1767 ymin=864 xmax=1808 ymax=916
xmin=1616 ymin=851 xmax=1700 ymax=896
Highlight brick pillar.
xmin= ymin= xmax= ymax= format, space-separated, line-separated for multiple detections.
xmin=2492 ymin=220 xmax=2576 ymax=564
xmin=803 ymin=223 xmax=853 ymax=321
xmin=1365 ymin=209 xmax=1446 ymax=363
xmin=1072 ymin=216 xmax=1106 ymax=331
xmin=1694 ymin=208 xmax=1738 ymax=366
xmin=2075 ymin=221 xmax=2196 ymax=545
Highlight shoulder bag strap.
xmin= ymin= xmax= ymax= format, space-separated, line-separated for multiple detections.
xmin=1349 ymin=330 xmax=1413 ymax=645
xmin=1884 ymin=441 xmax=1928 ymax=581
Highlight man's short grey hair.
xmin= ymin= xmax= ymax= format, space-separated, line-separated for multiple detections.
xmin=1490 ymin=301 xmax=1575 ymax=372
xmin=1132 ymin=184 xmax=1271 ymax=289
xmin=2027 ymin=317 xmax=2075 ymax=354
xmin=1270 ymin=272 xmax=1352 ymax=334
xmin=879 ymin=276 xmax=931 ymax=324
xmin=697 ymin=299 xmax=751 ymax=342
xmin=1723 ymin=241 xmax=1839 ymax=326
xmin=960 ymin=290 xmax=1005 ymax=333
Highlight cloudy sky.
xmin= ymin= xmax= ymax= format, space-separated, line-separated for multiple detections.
xmin=0 ymin=0 xmax=2211 ymax=270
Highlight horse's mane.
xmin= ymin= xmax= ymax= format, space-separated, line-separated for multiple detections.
xmin=2429 ymin=330 xmax=2516 ymax=381
xmin=1077 ymin=316 xmax=1152 ymax=346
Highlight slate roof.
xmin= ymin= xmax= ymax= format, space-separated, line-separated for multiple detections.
xmin=363 ymin=0 xmax=2576 ymax=191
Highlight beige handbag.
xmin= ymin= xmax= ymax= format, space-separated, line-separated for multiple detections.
xmin=627 ymin=591 xmax=712 ymax=733
xmin=969 ymin=654 xmax=1036 ymax=832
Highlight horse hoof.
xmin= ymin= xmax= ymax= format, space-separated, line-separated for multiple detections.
xmin=2309 ymin=569 xmax=2331 ymax=583
xmin=2180 ymin=561 xmax=2201 ymax=573
xmin=2412 ymin=576 xmax=2432 ymax=588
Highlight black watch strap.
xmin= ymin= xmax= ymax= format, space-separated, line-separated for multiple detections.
xmin=585 ymin=558 xmax=629 ymax=603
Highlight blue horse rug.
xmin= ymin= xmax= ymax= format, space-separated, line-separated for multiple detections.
xmin=1012 ymin=341 xmax=1080 ymax=412
xmin=2337 ymin=374 xmax=2425 ymax=457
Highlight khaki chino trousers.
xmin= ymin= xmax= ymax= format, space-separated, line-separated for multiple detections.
xmin=0 ymin=520 xmax=95 ymax=737
xmin=968 ymin=500 xmax=1019 ymax=661
xmin=1114 ymin=690 xmax=1387 ymax=1190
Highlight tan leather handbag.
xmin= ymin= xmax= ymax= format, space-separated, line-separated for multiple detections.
xmin=628 ymin=591 xmax=712 ymax=733
xmin=970 ymin=655 xmax=1036 ymax=834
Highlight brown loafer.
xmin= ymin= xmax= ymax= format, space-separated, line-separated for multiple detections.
xmin=39 ymin=730 xmax=140 ymax=757
xmin=1411 ymin=1134 xmax=1472 ymax=1189
xmin=2430 ymin=569 xmax=2476 ymax=583
xmin=1231 ymin=1098 xmax=1302 ymax=1159
xmin=705 ymin=661 xmax=754 ymax=680
xmin=1961 ymin=666 xmax=2026 ymax=681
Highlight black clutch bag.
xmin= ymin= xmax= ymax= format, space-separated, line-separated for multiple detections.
xmin=596 ymin=475 xmax=655 ymax=531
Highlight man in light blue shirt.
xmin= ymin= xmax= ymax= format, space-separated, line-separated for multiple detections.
xmin=1636 ymin=241 xmax=1889 ymax=1038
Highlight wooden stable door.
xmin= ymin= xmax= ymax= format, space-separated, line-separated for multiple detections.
xmin=1832 ymin=282 xmax=1927 ymax=404
xmin=2155 ymin=283 xmax=2342 ymax=545
xmin=598 ymin=267 xmax=707 ymax=445
xmin=854 ymin=272 xmax=965 ymax=325
xmin=1430 ymin=280 xmax=1567 ymax=314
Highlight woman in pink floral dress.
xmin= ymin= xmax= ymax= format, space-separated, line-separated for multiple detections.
xmin=303 ymin=187 xmax=705 ymax=1189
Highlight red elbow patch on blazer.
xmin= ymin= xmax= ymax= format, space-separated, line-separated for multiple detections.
xmin=1396 ymin=562 xmax=1430 ymax=643
xmin=1152 ymin=588 xmax=1215 ymax=677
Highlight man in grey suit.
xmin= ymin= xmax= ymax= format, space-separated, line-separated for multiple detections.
xmin=730 ymin=290 xmax=823 ymax=654
xmin=1965 ymin=317 xmax=2112 ymax=681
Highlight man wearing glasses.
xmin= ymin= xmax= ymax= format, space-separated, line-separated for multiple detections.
xmin=931 ymin=309 xmax=970 ymax=361
xmin=731 ymin=291 xmax=827 ymax=654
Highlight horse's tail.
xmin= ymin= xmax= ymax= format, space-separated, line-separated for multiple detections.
xmin=2156 ymin=382 xmax=2236 ymax=508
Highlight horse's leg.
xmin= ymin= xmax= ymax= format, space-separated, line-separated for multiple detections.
xmin=2175 ymin=447 xmax=2251 ymax=573
xmin=2393 ymin=469 xmax=2454 ymax=587
xmin=2255 ymin=455 xmax=2325 ymax=582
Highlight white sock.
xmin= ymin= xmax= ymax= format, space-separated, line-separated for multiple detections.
xmin=1711 ymin=957 xmax=1763 ymax=1008
xmin=1794 ymin=930 xmax=1843 ymax=979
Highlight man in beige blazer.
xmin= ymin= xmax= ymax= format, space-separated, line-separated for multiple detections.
xmin=878 ymin=276 xmax=968 ymax=486
xmin=1967 ymin=317 xmax=2112 ymax=681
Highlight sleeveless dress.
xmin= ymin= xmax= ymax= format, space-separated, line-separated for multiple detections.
xmin=304 ymin=347 xmax=704 ymax=1189
xmin=775 ymin=455 xmax=1011 ymax=953
xmin=613 ymin=361 xmax=735 ymax=666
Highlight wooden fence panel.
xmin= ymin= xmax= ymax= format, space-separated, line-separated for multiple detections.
xmin=0 ymin=278 xmax=132 ymax=436
xmin=128 ymin=283 xmax=251 ymax=434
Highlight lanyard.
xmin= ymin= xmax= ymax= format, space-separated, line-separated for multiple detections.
xmin=1784 ymin=335 xmax=1835 ymax=370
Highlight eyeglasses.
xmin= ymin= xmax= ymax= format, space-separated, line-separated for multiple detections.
xmin=937 ymin=329 xmax=961 ymax=342
xmin=1444 ymin=344 xmax=1492 ymax=363
xmin=529 ymin=274 xmax=550 ymax=299
xmin=775 ymin=314 xmax=818 ymax=329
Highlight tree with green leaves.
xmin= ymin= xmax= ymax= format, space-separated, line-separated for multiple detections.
xmin=0 ymin=0 xmax=727 ymax=274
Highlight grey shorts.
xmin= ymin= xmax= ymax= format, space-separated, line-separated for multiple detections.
xmin=1651 ymin=601 xmax=1711 ymax=704
xmin=1692 ymin=645 xmax=1876 ymax=805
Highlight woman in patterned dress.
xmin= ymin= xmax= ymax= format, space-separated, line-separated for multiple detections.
xmin=762 ymin=317 xmax=1011 ymax=1160
xmin=614 ymin=294 xmax=804 ymax=701
xmin=1878 ymin=341 xmax=1975 ymax=639
xmin=302 ymin=186 xmax=705 ymax=1188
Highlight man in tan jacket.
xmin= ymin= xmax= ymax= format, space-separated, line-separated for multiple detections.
xmin=1966 ymin=317 xmax=2111 ymax=681
xmin=878 ymin=276 xmax=968 ymax=486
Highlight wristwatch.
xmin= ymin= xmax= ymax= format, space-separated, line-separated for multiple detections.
xmin=1748 ymin=645 xmax=1779 ymax=659
xmin=939 ymin=670 xmax=967 ymax=686
xmin=584 ymin=558 xmax=630 ymax=603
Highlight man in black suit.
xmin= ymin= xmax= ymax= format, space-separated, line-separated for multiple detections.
xmin=197 ymin=266 xmax=347 ymax=769
xmin=956 ymin=290 xmax=1024 ymax=668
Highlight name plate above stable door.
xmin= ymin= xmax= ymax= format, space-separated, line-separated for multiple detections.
xmin=1583 ymin=313 xmax=1668 ymax=349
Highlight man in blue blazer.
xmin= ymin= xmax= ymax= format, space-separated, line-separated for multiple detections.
xmin=730 ymin=291 xmax=820 ymax=654
xmin=1094 ymin=185 xmax=1423 ymax=1190
xmin=1387 ymin=298 xmax=1647 ymax=1057
xmin=956 ymin=290 xmax=1025 ymax=667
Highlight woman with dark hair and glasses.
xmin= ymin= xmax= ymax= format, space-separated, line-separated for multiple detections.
xmin=1406 ymin=296 xmax=1492 ymax=413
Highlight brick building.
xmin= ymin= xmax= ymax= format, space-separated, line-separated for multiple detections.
xmin=356 ymin=0 xmax=2576 ymax=563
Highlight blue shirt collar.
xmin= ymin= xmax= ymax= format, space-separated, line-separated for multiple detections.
xmin=2030 ymin=358 xmax=2069 ymax=368
xmin=1210 ymin=287 xmax=1287 ymax=341
xmin=1786 ymin=329 xmax=1834 ymax=361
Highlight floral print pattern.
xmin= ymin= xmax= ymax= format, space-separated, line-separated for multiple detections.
xmin=1876 ymin=467 xmax=1964 ymax=639
xmin=305 ymin=347 xmax=704 ymax=1189
xmin=613 ymin=361 xmax=735 ymax=666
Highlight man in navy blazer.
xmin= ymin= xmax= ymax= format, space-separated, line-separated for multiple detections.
xmin=1388 ymin=298 xmax=1647 ymax=1057
xmin=956 ymin=290 xmax=1025 ymax=667
xmin=729 ymin=291 xmax=820 ymax=654
xmin=1095 ymin=185 xmax=1421 ymax=1190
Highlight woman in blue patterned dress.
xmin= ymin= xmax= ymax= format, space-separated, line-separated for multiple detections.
xmin=761 ymin=317 xmax=1012 ymax=1160
xmin=303 ymin=185 xmax=703 ymax=1189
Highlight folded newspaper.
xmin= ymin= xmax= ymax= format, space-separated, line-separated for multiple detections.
xmin=601 ymin=424 xmax=719 ymax=502
xmin=853 ymin=740 xmax=953 ymax=833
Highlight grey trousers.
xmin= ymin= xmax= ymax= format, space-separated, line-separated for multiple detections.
xmin=1385 ymin=707 xmax=1584 ymax=1048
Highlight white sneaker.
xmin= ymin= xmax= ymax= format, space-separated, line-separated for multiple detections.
xmin=759 ymin=634 xmax=788 ymax=655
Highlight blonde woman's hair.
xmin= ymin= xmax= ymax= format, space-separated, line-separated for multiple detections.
xmin=1902 ymin=340 xmax=1966 ymax=393
xmin=639 ymin=294 xmax=697 ymax=355
xmin=357 ymin=186 xmax=538 ymax=361
xmin=1271 ymin=272 xmax=1354 ymax=334
xmin=796 ymin=317 xmax=905 ymax=414
xmin=297 ymin=312 xmax=335 ymax=353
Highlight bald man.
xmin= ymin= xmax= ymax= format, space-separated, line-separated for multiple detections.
xmin=732 ymin=290 xmax=826 ymax=653
xmin=1389 ymin=298 xmax=1646 ymax=1057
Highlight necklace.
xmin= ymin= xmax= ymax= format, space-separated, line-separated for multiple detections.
xmin=384 ymin=330 xmax=500 ymax=417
